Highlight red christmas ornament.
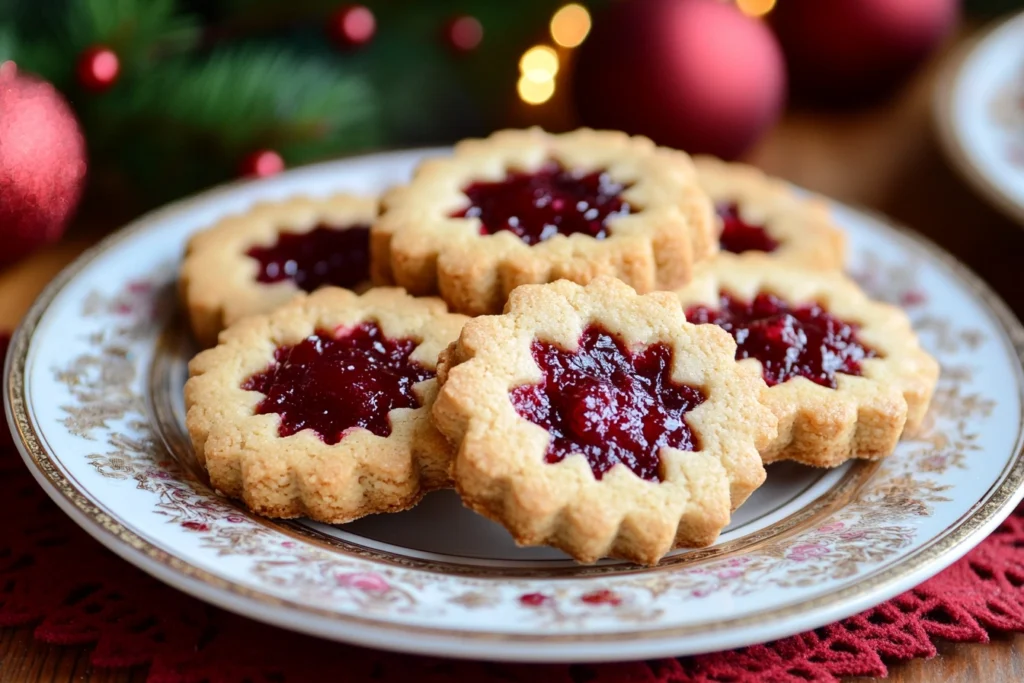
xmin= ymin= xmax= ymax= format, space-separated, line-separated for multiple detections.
xmin=76 ymin=45 xmax=120 ymax=92
xmin=239 ymin=150 xmax=285 ymax=178
xmin=328 ymin=4 xmax=376 ymax=49
xmin=771 ymin=0 xmax=959 ymax=105
xmin=572 ymin=0 xmax=785 ymax=160
xmin=444 ymin=15 xmax=483 ymax=54
xmin=0 ymin=63 xmax=87 ymax=268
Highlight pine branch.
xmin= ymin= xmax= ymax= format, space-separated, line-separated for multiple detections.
xmin=96 ymin=47 xmax=379 ymax=200
xmin=1 ymin=0 xmax=201 ymax=87
xmin=130 ymin=48 xmax=376 ymax=154
xmin=67 ymin=0 xmax=200 ymax=64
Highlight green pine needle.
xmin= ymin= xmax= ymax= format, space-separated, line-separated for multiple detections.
xmin=130 ymin=49 xmax=377 ymax=156
xmin=100 ymin=47 xmax=379 ymax=200
xmin=67 ymin=0 xmax=200 ymax=63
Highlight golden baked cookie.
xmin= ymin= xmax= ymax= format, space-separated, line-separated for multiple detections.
xmin=184 ymin=287 xmax=467 ymax=524
xmin=373 ymin=128 xmax=717 ymax=315
xmin=180 ymin=194 xmax=377 ymax=347
xmin=693 ymin=156 xmax=845 ymax=269
xmin=677 ymin=261 xmax=939 ymax=468
xmin=432 ymin=276 xmax=777 ymax=565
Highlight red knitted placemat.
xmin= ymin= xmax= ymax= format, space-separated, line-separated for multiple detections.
xmin=4 ymin=345 xmax=1024 ymax=682
xmin=4 ymin=438 xmax=1024 ymax=683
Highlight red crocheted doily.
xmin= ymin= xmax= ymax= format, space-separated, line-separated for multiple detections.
xmin=4 ymin=443 xmax=1024 ymax=683
xmin=2 ymin=326 xmax=1023 ymax=682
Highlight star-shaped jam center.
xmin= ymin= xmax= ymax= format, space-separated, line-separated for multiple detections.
xmin=452 ymin=162 xmax=634 ymax=245
xmin=509 ymin=325 xmax=705 ymax=482
xmin=686 ymin=292 xmax=878 ymax=388
xmin=717 ymin=203 xmax=779 ymax=254
xmin=242 ymin=322 xmax=433 ymax=443
xmin=246 ymin=223 xmax=371 ymax=292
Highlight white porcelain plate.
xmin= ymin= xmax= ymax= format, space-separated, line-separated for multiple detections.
xmin=935 ymin=11 xmax=1024 ymax=224
xmin=6 ymin=149 xmax=1024 ymax=663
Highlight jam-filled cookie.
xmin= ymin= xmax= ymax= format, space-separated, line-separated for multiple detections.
xmin=180 ymin=194 xmax=377 ymax=347
xmin=373 ymin=128 xmax=716 ymax=315
xmin=184 ymin=287 xmax=467 ymax=523
xmin=432 ymin=277 xmax=776 ymax=565
xmin=694 ymin=156 xmax=845 ymax=269
xmin=678 ymin=261 xmax=939 ymax=468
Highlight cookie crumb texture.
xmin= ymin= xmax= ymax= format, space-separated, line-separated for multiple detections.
xmin=677 ymin=261 xmax=939 ymax=468
xmin=373 ymin=128 xmax=717 ymax=315
xmin=433 ymin=277 xmax=777 ymax=565
xmin=184 ymin=287 xmax=467 ymax=524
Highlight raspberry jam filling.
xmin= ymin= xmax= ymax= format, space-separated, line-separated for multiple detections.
xmin=509 ymin=325 xmax=706 ymax=482
xmin=717 ymin=203 xmax=779 ymax=254
xmin=242 ymin=322 xmax=433 ymax=444
xmin=686 ymin=292 xmax=877 ymax=388
xmin=246 ymin=223 xmax=371 ymax=292
xmin=452 ymin=162 xmax=633 ymax=245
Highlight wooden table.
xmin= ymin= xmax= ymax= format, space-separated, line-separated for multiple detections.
xmin=2 ymin=28 xmax=1024 ymax=683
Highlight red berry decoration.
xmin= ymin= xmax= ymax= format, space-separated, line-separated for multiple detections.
xmin=572 ymin=0 xmax=786 ymax=159
xmin=580 ymin=589 xmax=622 ymax=606
xmin=444 ymin=15 xmax=483 ymax=54
xmin=328 ymin=4 xmax=376 ymax=49
xmin=239 ymin=149 xmax=285 ymax=178
xmin=771 ymin=0 xmax=959 ymax=105
xmin=0 ymin=62 xmax=87 ymax=268
xmin=519 ymin=592 xmax=551 ymax=607
xmin=76 ymin=45 xmax=120 ymax=92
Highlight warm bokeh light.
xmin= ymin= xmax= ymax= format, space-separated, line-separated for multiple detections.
xmin=550 ymin=4 xmax=591 ymax=48
xmin=519 ymin=45 xmax=559 ymax=82
xmin=518 ymin=74 xmax=555 ymax=105
xmin=736 ymin=0 xmax=776 ymax=18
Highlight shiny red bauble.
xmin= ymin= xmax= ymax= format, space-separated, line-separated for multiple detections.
xmin=771 ymin=0 xmax=959 ymax=105
xmin=572 ymin=0 xmax=786 ymax=159
xmin=0 ymin=63 xmax=87 ymax=267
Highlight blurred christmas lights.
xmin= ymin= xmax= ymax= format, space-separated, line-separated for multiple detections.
xmin=517 ymin=76 xmax=556 ymax=104
xmin=736 ymin=0 xmax=776 ymax=18
xmin=518 ymin=4 xmax=592 ymax=106
xmin=519 ymin=45 xmax=559 ymax=81
xmin=550 ymin=4 xmax=591 ymax=48
xmin=518 ymin=44 xmax=560 ymax=105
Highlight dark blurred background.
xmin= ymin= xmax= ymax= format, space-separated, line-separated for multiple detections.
xmin=0 ymin=0 xmax=1022 ymax=283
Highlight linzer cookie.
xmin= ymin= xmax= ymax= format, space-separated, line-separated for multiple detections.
xmin=184 ymin=287 xmax=467 ymax=523
xmin=372 ymin=128 xmax=717 ymax=315
xmin=432 ymin=276 xmax=776 ymax=565
xmin=694 ymin=156 xmax=845 ymax=269
xmin=180 ymin=194 xmax=377 ymax=347
xmin=678 ymin=261 xmax=939 ymax=468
